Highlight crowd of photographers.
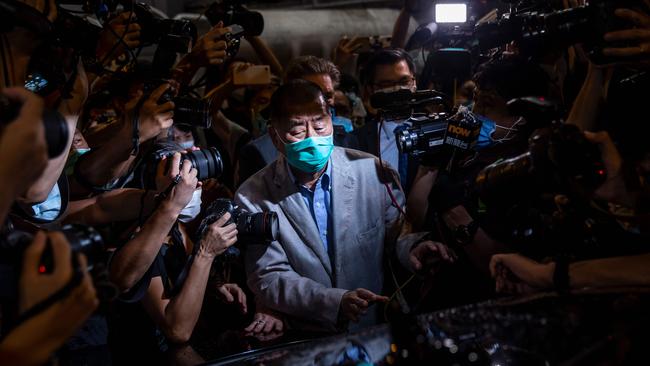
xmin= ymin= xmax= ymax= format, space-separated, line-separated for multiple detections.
xmin=1 ymin=0 xmax=650 ymax=365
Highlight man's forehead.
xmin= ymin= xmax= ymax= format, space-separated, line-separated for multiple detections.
xmin=281 ymin=99 xmax=327 ymax=121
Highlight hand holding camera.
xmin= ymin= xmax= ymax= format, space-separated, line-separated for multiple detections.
xmin=96 ymin=11 xmax=141 ymax=64
xmin=191 ymin=22 xmax=231 ymax=66
xmin=603 ymin=3 xmax=650 ymax=60
xmin=126 ymin=83 xmax=175 ymax=142
xmin=0 ymin=87 xmax=48 ymax=196
xmin=156 ymin=152 xmax=199 ymax=212
xmin=197 ymin=212 xmax=238 ymax=260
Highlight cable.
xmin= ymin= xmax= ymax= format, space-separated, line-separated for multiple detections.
xmin=383 ymin=272 xmax=415 ymax=322
xmin=97 ymin=0 xmax=136 ymax=67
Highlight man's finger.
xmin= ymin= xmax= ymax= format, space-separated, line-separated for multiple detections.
xmin=169 ymin=152 xmax=182 ymax=177
xmin=149 ymin=83 xmax=171 ymax=103
xmin=48 ymin=232 xmax=72 ymax=280
xmin=213 ymin=212 xmax=231 ymax=227
xmin=219 ymin=286 xmax=234 ymax=302
xmin=602 ymin=46 xmax=647 ymax=57
xmin=604 ymin=29 xmax=650 ymax=42
xmin=614 ymin=8 xmax=650 ymax=27
xmin=409 ymin=253 xmax=422 ymax=271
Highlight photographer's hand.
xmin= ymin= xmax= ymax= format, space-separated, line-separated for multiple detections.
xmin=191 ymin=23 xmax=231 ymax=66
xmin=408 ymin=241 xmax=456 ymax=274
xmin=0 ymin=232 xmax=97 ymax=366
xmin=490 ymin=254 xmax=554 ymax=294
xmin=198 ymin=213 xmax=237 ymax=260
xmin=96 ymin=11 xmax=141 ymax=64
xmin=126 ymin=83 xmax=175 ymax=142
xmin=584 ymin=131 xmax=635 ymax=206
xmin=603 ymin=3 xmax=650 ymax=61
xmin=216 ymin=283 xmax=247 ymax=314
xmin=333 ymin=36 xmax=363 ymax=69
xmin=161 ymin=155 xmax=199 ymax=211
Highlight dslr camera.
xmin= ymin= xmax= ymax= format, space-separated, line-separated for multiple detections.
xmin=141 ymin=144 xmax=224 ymax=190
xmin=197 ymin=199 xmax=279 ymax=244
xmin=474 ymin=0 xmax=643 ymax=63
xmin=0 ymin=224 xmax=106 ymax=301
xmin=142 ymin=80 xmax=213 ymax=129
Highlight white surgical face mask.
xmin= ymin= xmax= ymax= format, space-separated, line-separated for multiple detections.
xmin=178 ymin=189 xmax=202 ymax=223
xmin=179 ymin=140 xmax=195 ymax=150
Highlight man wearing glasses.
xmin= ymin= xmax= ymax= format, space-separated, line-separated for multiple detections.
xmin=235 ymin=80 xmax=453 ymax=334
xmin=355 ymin=48 xmax=418 ymax=192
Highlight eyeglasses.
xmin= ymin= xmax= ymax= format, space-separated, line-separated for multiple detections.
xmin=372 ymin=76 xmax=416 ymax=90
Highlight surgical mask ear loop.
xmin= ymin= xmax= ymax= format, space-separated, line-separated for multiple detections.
xmin=494 ymin=117 xmax=525 ymax=143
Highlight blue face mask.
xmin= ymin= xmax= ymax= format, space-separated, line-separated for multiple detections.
xmin=330 ymin=107 xmax=354 ymax=133
xmin=64 ymin=148 xmax=91 ymax=176
xmin=278 ymin=132 xmax=334 ymax=173
xmin=476 ymin=114 xmax=497 ymax=150
xmin=179 ymin=140 xmax=195 ymax=150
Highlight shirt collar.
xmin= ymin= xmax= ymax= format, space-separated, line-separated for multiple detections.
xmin=285 ymin=158 xmax=332 ymax=192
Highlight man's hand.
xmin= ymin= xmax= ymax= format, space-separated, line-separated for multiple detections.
xmin=0 ymin=88 xmax=48 ymax=197
xmin=96 ymin=12 xmax=141 ymax=63
xmin=125 ymin=84 xmax=174 ymax=142
xmin=159 ymin=154 xmax=199 ymax=211
xmin=603 ymin=3 xmax=650 ymax=60
xmin=583 ymin=131 xmax=634 ymax=206
xmin=490 ymin=254 xmax=555 ymax=294
xmin=339 ymin=288 xmax=389 ymax=323
xmin=19 ymin=231 xmax=99 ymax=313
xmin=197 ymin=213 xmax=237 ymax=260
xmin=244 ymin=310 xmax=285 ymax=342
xmin=191 ymin=23 xmax=231 ymax=66
xmin=333 ymin=36 xmax=364 ymax=68
xmin=409 ymin=241 xmax=456 ymax=274
xmin=215 ymin=283 xmax=247 ymax=314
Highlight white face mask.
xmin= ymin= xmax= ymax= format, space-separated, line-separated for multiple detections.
xmin=179 ymin=140 xmax=195 ymax=150
xmin=178 ymin=189 xmax=202 ymax=223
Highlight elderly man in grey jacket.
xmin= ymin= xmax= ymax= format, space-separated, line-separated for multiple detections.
xmin=235 ymin=80 xmax=453 ymax=333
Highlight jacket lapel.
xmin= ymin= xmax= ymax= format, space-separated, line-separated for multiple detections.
xmin=330 ymin=148 xmax=355 ymax=285
xmin=272 ymin=157 xmax=333 ymax=278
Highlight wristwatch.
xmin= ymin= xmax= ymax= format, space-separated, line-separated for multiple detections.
xmin=454 ymin=220 xmax=478 ymax=246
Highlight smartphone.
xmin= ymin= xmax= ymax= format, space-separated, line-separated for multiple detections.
xmin=233 ymin=65 xmax=272 ymax=86
xmin=24 ymin=72 xmax=50 ymax=94
xmin=435 ymin=3 xmax=468 ymax=24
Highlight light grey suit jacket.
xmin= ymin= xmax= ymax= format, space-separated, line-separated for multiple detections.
xmin=235 ymin=147 xmax=425 ymax=332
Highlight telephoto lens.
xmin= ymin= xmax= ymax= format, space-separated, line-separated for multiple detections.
xmin=173 ymin=96 xmax=212 ymax=129
xmin=198 ymin=199 xmax=279 ymax=244
xmin=182 ymin=147 xmax=224 ymax=181
xmin=0 ymin=95 xmax=69 ymax=158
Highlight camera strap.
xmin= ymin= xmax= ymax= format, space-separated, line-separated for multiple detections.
xmin=130 ymin=99 xmax=146 ymax=156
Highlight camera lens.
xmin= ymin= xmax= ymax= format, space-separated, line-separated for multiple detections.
xmin=238 ymin=211 xmax=279 ymax=242
xmin=61 ymin=224 xmax=104 ymax=271
xmin=0 ymin=96 xmax=69 ymax=159
xmin=184 ymin=147 xmax=223 ymax=181
xmin=42 ymin=109 xmax=69 ymax=158
xmin=173 ymin=96 xmax=212 ymax=129
xmin=396 ymin=129 xmax=415 ymax=154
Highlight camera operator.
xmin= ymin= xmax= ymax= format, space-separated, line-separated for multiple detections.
xmin=355 ymin=48 xmax=420 ymax=191
xmin=235 ymin=80 xmax=452 ymax=333
xmin=0 ymin=88 xmax=98 ymax=365
xmin=109 ymin=143 xmax=244 ymax=364
xmin=490 ymin=131 xmax=650 ymax=294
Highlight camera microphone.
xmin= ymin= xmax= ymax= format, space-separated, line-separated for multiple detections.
xmin=370 ymin=89 xmax=445 ymax=111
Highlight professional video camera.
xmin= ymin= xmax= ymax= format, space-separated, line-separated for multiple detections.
xmin=371 ymin=89 xmax=482 ymax=167
xmin=0 ymin=95 xmax=69 ymax=159
xmin=142 ymin=80 xmax=212 ymax=129
xmin=0 ymin=224 xmax=107 ymax=302
xmin=474 ymin=0 xmax=642 ymax=62
xmin=473 ymin=97 xmax=618 ymax=260
xmin=197 ymin=199 xmax=279 ymax=244
xmin=142 ymin=146 xmax=224 ymax=190
xmin=205 ymin=0 xmax=264 ymax=37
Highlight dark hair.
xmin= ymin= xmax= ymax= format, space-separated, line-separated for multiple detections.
xmin=269 ymin=79 xmax=327 ymax=126
xmin=473 ymin=56 xmax=550 ymax=101
xmin=359 ymin=48 xmax=416 ymax=86
xmin=284 ymin=56 xmax=341 ymax=87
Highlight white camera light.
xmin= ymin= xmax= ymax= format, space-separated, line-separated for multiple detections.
xmin=435 ymin=3 xmax=468 ymax=24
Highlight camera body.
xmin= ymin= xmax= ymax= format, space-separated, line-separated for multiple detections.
xmin=205 ymin=0 xmax=264 ymax=37
xmin=198 ymin=199 xmax=279 ymax=244
xmin=474 ymin=0 xmax=641 ymax=63
xmin=142 ymin=80 xmax=213 ymax=129
xmin=0 ymin=224 xmax=105 ymax=301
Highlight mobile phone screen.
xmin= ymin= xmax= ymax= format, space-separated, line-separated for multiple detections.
xmin=25 ymin=73 xmax=49 ymax=93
